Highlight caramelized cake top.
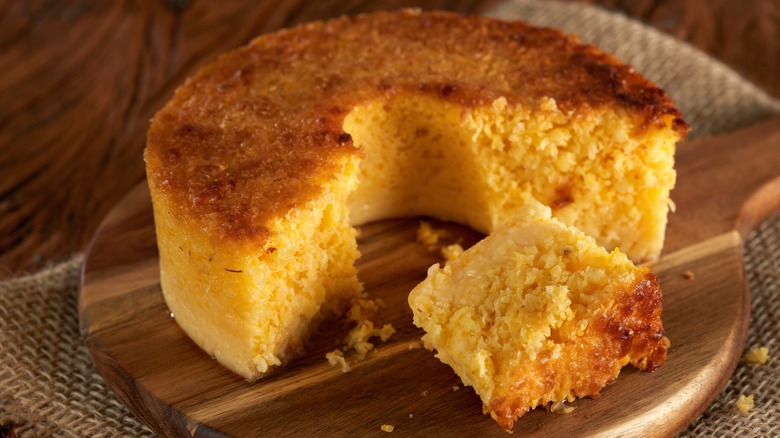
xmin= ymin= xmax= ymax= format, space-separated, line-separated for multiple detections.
xmin=145 ymin=10 xmax=688 ymax=244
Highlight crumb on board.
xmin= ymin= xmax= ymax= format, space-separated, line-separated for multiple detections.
xmin=417 ymin=221 xmax=448 ymax=246
xmin=325 ymin=296 xmax=396 ymax=369
xmin=736 ymin=394 xmax=755 ymax=413
xmin=325 ymin=350 xmax=352 ymax=373
xmin=342 ymin=297 xmax=397 ymax=359
xmin=682 ymin=270 xmax=695 ymax=280
xmin=743 ymin=347 xmax=769 ymax=364
xmin=342 ymin=320 xmax=396 ymax=360
xmin=441 ymin=243 xmax=464 ymax=262
xmin=409 ymin=413 xmax=413 ymax=419
xmin=381 ymin=424 xmax=394 ymax=432
xmin=417 ymin=221 xmax=450 ymax=249
xmin=420 ymin=390 xmax=429 ymax=397
xmin=452 ymin=385 xmax=460 ymax=391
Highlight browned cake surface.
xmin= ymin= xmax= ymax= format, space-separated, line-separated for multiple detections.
xmin=489 ymin=271 xmax=669 ymax=429
xmin=144 ymin=9 xmax=687 ymax=245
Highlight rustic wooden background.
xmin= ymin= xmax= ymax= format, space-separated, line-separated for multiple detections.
xmin=1 ymin=0 xmax=779 ymax=278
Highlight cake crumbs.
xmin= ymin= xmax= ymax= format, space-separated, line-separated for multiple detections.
xmin=381 ymin=424 xmax=395 ymax=432
xmin=325 ymin=296 xmax=396 ymax=367
xmin=452 ymin=385 xmax=460 ymax=391
xmin=409 ymin=413 xmax=414 ymax=419
xmin=736 ymin=394 xmax=755 ymax=413
xmin=682 ymin=270 xmax=696 ymax=280
xmin=343 ymin=320 xmax=397 ymax=360
xmin=325 ymin=350 xmax=352 ymax=373
xmin=417 ymin=221 xmax=448 ymax=246
xmin=743 ymin=347 xmax=769 ymax=364
xmin=420 ymin=390 xmax=429 ymax=397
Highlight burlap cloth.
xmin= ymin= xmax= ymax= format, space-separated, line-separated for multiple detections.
xmin=2 ymin=0 xmax=779 ymax=436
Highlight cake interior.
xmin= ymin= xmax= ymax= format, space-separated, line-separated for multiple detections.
xmin=344 ymin=94 xmax=677 ymax=262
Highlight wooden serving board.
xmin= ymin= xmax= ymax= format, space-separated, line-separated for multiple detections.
xmin=79 ymin=117 xmax=780 ymax=437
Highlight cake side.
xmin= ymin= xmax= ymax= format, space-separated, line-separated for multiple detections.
xmin=149 ymin=151 xmax=363 ymax=380
xmin=408 ymin=204 xmax=669 ymax=431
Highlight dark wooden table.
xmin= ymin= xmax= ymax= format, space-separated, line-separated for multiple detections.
xmin=1 ymin=0 xmax=779 ymax=278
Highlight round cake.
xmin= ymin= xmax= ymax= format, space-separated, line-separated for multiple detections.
xmin=144 ymin=10 xmax=687 ymax=380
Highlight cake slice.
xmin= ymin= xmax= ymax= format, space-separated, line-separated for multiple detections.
xmin=408 ymin=203 xmax=669 ymax=431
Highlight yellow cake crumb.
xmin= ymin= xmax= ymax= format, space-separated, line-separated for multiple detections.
xmin=340 ymin=297 xmax=396 ymax=360
xmin=326 ymin=350 xmax=352 ymax=373
xmin=343 ymin=320 xmax=396 ymax=360
xmin=736 ymin=394 xmax=755 ymax=413
xmin=417 ymin=221 xmax=448 ymax=246
xmin=381 ymin=424 xmax=395 ymax=432
xmin=682 ymin=271 xmax=695 ymax=280
xmin=743 ymin=347 xmax=769 ymax=364
xmin=324 ymin=296 xmax=396 ymax=368
xmin=441 ymin=243 xmax=464 ymax=262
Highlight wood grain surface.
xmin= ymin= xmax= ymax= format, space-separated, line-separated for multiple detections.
xmin=2 ymin=0 xmax=779 ymax=277
xmin=79 ymin=117 xmax=780 ymax=437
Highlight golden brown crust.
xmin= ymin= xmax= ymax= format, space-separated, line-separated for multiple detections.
xmin=609 ymin=271 xmax=669 ymax=372
xmin=145 ymin=10 xmax=688 ymax=245
xmin=487 ymin=270 xmax=668 ymax=431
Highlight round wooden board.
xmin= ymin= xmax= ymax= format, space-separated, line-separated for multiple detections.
xmin=79 ymin=186 xmax=748 ymax=437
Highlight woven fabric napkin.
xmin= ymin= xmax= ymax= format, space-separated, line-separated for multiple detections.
xmin=2 ymin=0 xmax=779 ymax=435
